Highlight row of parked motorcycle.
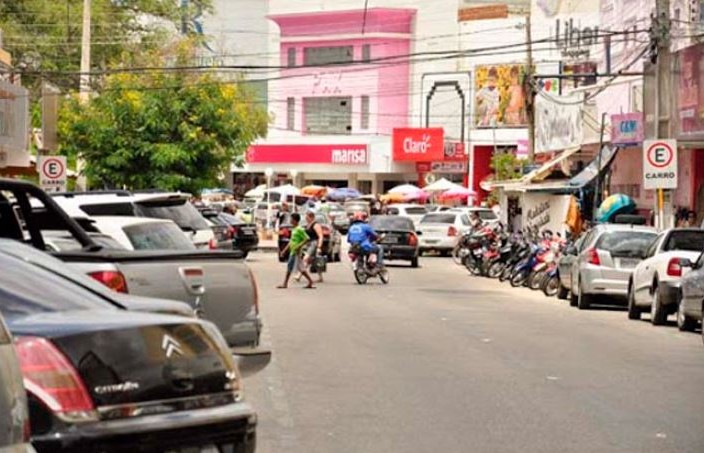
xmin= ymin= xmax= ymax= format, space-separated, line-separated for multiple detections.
xmin=453 ymin=223 xmax=568 ymax=297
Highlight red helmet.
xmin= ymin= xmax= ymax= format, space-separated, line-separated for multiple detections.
xmin=352 ymin=211 xmax=368 ymax=222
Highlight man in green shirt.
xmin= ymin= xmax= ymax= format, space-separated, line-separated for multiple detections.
xmin=278 ymin=213 xmax=315 ymax=289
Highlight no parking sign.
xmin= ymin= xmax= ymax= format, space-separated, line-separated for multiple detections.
xmin=38 ymin=155 xmax=67 ymax=193
xmin=642 ymin=140 xmax=678 ymax=190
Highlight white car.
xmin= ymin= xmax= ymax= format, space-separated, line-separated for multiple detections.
xmin=448 ymin=207 xmax=499 ymax=225
xmin=417 ymin=211 xmax=472 ymax=256
xmin=628 ymin=228 xmax=704 ymax=324
xmin=386 ymin=204 xmax=429 ymax=228
xmin=84 ymin=216 xmax=197 ymax=251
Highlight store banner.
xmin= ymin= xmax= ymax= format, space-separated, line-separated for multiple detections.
xmin=535 ymin=92 xmax=584 ymax=153
xmin=392 ymin=128 xmax=444 ymax=162
xmin=611 ymin=113 xmax=644 ymax=145
xmin=415 ymin=161 xmax=467 ymax=174
xmin=444 ymin=141 xmax=466 ymax=161
xmin=474 ymin=64 xmax=528 ymax=128
xmin=0 ymin=80 xmax=30 ymax=168
xmin=675 ymin=43 xmax=704 ymax=141
xmin=246 ymin=144 xmax=368 ymax=165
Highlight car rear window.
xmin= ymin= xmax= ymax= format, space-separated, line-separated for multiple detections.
xmin=596 ymin=231 xmax=658 ymax=257
xmin=405 ymin=207 xmax=428 ymax=215
xmin=0 ymin=254 xmax=116 ymax=321
xmin=123 ymin=222 xmax=196 ymax=251
xmin=476 ymin=210 xmax=498 ymax=220
xmin=370 ymin=216 xmax=415 ymax=231
xmin=663 ymin=231 xmax=704 ymax=252
xmin=135 ymin=200 xmax=209 ymax=231
xmin=80 ymin=202 xmax=135 ymax=216
xmin=421 ymin=213 xmax=456 ymax=224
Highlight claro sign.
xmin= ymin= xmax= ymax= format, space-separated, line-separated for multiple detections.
xmin=392 ymin=128 xmax=444 ymax=162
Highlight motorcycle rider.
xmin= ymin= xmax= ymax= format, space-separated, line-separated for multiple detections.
xmin=347 ymin=211 xmax=384 ymax=268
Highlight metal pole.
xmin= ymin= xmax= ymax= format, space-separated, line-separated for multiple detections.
xmin=525 ymin=12 xmax=536 ymax=161
xmin=653 ymin=0 xmax=670 ymax=229
xmin=593 ymin=113 xmax=607 ymax=221
xmin=79 ymin=0 xmax=91 ymax=103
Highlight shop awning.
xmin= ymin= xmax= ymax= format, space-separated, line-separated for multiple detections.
xmin=524 ymin=147 xmax=581 ymax=182
xmin=523 ymin=146 xmax=619 ymax=194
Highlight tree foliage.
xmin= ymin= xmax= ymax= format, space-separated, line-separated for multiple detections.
xmin=59 ymin=51 xmax=268 ymax=193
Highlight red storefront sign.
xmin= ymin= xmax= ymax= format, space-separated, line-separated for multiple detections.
xmin=443 ymin=141 xmax=466 ymax=161
xmin=392 ymin=128 xmax=444 ymax=162
xmin=246 ymin=144 xmax=368 ymax=165
xmin=415 ymin=161 xmax=467 ymax=174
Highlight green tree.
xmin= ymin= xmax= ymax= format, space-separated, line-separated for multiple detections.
xmin=59 ymin=63 xmax=267 ymax=193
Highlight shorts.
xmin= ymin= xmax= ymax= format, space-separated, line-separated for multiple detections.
xmin=304 ymin=242 xmax=318 ymax=258
xmin=287 ymin=252 xmax=302 ymax=273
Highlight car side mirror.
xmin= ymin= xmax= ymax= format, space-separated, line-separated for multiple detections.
xmin=566 ymin=246 xmax=577 ymax=256
xmin=679 ymin=258 xmax=694 ymax=268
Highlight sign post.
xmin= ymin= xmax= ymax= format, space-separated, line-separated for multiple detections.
xmin=642 ymin=139 xmax=678 ymax=229
xmin=38 ymin=155 xmax=68 ymax=193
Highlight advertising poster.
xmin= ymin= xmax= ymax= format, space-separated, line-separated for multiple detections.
xmin=474 ymin=64 xmax=528 ymax=128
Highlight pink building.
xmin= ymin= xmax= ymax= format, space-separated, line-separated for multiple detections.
xmin=245 ymin=8 xmax=420 ymax=193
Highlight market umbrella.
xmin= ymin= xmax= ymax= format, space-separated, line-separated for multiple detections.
xmin=439 ymin=186 xmax=476 ymax=201
xmin=380 ymin=193 xmax=407 ymax=203
xmin=596 ymin=194 xmax=636 ymax=223
xmin=387 ymin=183 xmax=422 ymax=195
xmin=423 ymin=178 xmax=463 ymax=193
xmin=301 ymin=185 xmax=328 ymax=197
xmin=327 ymin=187 xmax=362 ymax=201
xmin=404 ymin=190 xmax=431 ymax=202
xmin=244 ymin=184 xmax=266 ymax=198
xmin=267 ymin=184 xmax=300 ymax=196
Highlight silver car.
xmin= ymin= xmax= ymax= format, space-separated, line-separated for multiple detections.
xmin=0 ymin=313 xmax=35 ymax=453
xmin=677 ymin=250 xmax=704 ymax=333
xmin=569 ymin=224 xmax=658 ymax=309
xmin=417 ymin=212 xmax=471 ymax=256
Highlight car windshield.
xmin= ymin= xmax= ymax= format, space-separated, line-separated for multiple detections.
xmin=135 ymin=200 xmax=209 ymax=231
xmin=370 ymin=216 xmax=415 ymax=231
xmin=421 ymin=213 xmax=456 ymax=224
xmin=0 ymin=253 xmax=116 ymax=321
xmin=596 ymin=231 xmax=658 ymax=257
xmin=476 ymin=210 xmax=498 ymax=220
xmin=662 ymin=230 xmax=704 ymax=252
xmin=47 ymin=235 xmax=126 ymax=252
xmin=123 ymin=222 xmax=196 ymax=251
xmin=404 ymin=207 xmax=428 ymax=215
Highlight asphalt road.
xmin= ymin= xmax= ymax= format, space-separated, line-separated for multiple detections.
xmin=244 ymin=252 xmax=704 ymax=453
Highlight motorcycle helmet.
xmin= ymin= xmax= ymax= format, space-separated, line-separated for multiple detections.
xmin=352 ymin=211 xmax=368 ymax=222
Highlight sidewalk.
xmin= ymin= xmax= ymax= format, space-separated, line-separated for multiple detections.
xmin=257 ymin=232 xmax=278 ymax=252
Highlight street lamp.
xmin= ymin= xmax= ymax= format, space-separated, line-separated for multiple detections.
xmin=265 ymin=167 xmax=273 ymax=231
xmin=290 ymin=169 xmax=298 ymax=186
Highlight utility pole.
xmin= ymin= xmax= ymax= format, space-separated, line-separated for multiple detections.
xmin=524 ymin=12 xmax=536 ymax=161
xmin=79 ymin=0 xmax=91 ymax=103
xmin=652 ymin=0 xmax=672 ymax=229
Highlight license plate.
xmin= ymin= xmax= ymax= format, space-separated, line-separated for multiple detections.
xmin=384 ymin=236 xmax=399 ymax=244
xmin=618 ymin=258 xmax=640 ymax=268
xmin=242 ymin=228 xmax=255 ymax=235
xmin=169 ymin=446 xmax=219 ymax=453
xmin=425 ymin=239 xmax=440 ymax=245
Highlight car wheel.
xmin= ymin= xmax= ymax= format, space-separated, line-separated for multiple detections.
xmin=577 ymin=280 xmax=592 ymax=310
xmin=241 ymin=251 xmax=249 ymax=259
xmin=557 ymin=283 xmax=569 ymax=300
xmin=379 ymin=268 xmax=390 ymax=284
xmin=569 ymin=291 xmax=578 ymax=307
xmin=411 ymin=257 xmax=419 ymax=268
xmin=650 ymin=286 xmax=667 ymax=326
xmin=676 ymin=295 xmax=696 ymax=331
xmin=334 ymin=252 xmax=341 ymax=262
xmin=627 ymin=284 xmax=641 ymax=320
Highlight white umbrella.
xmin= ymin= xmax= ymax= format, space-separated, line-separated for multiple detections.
xmin=266 ymin=184 xmax=300 ymax=196
xmin=387 ymin=183 xmax=422 ymax=195
xmin=244 ymin=184 xmax=266 ymax=198
xmin=423 ymin=178 xmax=463 ymax=193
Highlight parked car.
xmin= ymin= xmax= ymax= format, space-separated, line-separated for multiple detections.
xmin=425 ymin=204 xmax=452 ymax=213
xmin=369 ymin=215 xmax=420 ymax=267
xmin=0 ymin=311 xmax=34 ymax=453
xmin=201 ymin=210 xmax=260 ymax=257
xmin=0 ymin=250 xmax=257 ymax=452
xmin=2 ymin=179 xmax=261 ymax=349
xmin=568 ymin=224 xmax=658 ymax=309
xmin=386 ymin=204 xmax=429 ymax=228
xmin=677 ymin=250 xmax=704 ymax=332
xmin=43 ymin=231 xmax=127 ymax=252
xmin=417 ymin=211 xmax=472 ymax=256
xmin=277 ymin=213 xmax=341 ymax=262
xmin=448 ymin=207 xmax=499 ymax=225
xmin=82 ymin=216 xmax=196 ymax=251
xmin=556 ymin=233 xmax=587 ymax=300
xmin=52 ymin=191 xmax=216 ymax=249
xmin=628 ymin=228 xmax=704 ymax=324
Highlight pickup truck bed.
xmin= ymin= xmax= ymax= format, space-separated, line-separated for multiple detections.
xmin=0 ymin=179 xmax=261 ymax=348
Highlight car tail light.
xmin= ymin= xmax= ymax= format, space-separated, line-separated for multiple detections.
xmin=408 ymin=233 xmax=418 ymax=246
xmin=667 ymin=258 xmax=683 ymax=277
xmin=15 ymin=337 xmax=97 ymax=422
xmin=586 ymin=248 xmax=601 ymax=266
xmin=88 ymin=271 xmax=128 ymax=293
xmin=227 ymin=226 xmax=237 ymax=239
xmin=448 ymin=226 xmax=458 ymax=237
xmin=208 ymin=238 xmax=218 ymax=250
xmin=247 ymin=267 xmax=260 ymax=315
xmin=279 ymin=228 xmax=290 ymax=238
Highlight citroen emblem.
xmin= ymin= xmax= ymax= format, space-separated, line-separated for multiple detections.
xmin=162 ymin=334 xmax=183 ymax=358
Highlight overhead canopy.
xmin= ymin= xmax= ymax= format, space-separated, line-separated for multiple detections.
xmin=525 ymin=147 xmax=581 ymax=182
xmin=423 ymin=178 xmax=464 ymax=193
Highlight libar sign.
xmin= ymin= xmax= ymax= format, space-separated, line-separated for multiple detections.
xmin=642 ymin=140 xmax=678 ymax=190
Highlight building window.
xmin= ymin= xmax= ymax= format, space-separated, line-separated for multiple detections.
xmin=287 ymin=48 xmax=296 ymax=67
xmin=361 ymin=44 xmax=371 ymax=62
xmin=360 ymin=96 xmax=370 ymax=129
xmin=303 ymin=97 xmax=352 ymax=135
xmin=286 ymin=98 xmax=295 ymax=130
xmin=304 ymin=46 xmax=354 ymax=66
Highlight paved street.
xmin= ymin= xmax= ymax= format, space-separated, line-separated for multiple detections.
xmin=245 ymin=252 xmax=704 ymax=453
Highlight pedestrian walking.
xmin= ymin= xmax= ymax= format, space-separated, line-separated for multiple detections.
xmin=277 ymin=213 xmax=315 ymax=289
xmin=303 ymin=211 xmax=326 ymax=283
